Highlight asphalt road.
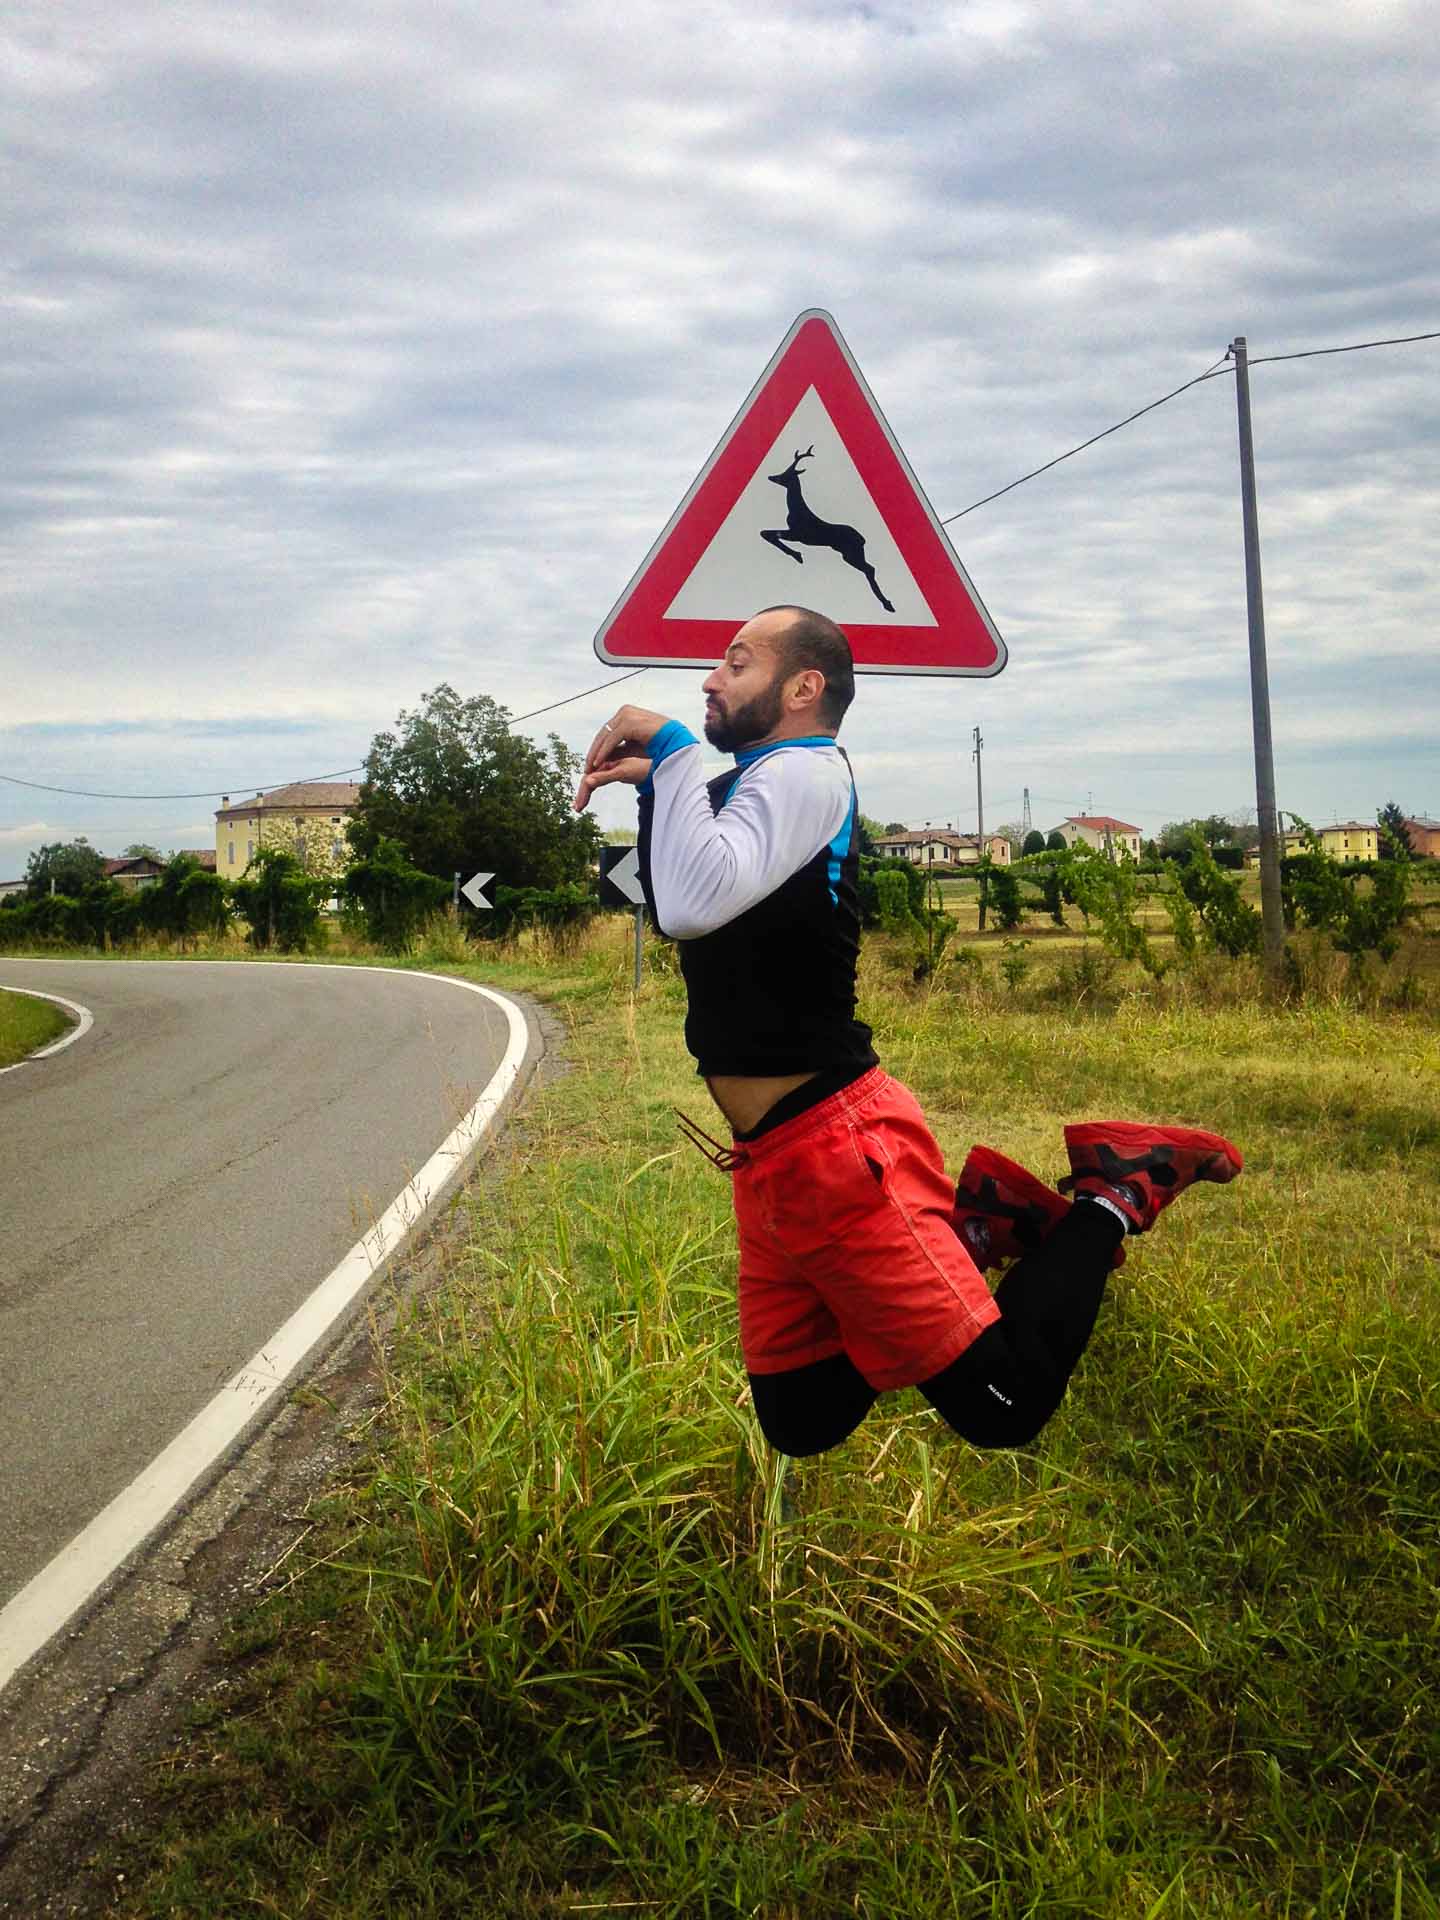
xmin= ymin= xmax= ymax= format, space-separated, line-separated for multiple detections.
xmin=0 ymin=959 xmax=531 ymax=1617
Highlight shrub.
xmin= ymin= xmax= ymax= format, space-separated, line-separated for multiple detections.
xmin=341 ymin=838 xmax=453 ymax=953
xmin=230 ymin=848 xmax=330 ymax=952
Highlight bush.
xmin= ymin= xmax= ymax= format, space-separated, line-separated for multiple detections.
xmin=341 ymin=838 xmax=453 ymax=953
xmin=857 ymin=858 xmax=925 ymax=929
xmin=231 ymin=848 xmax=330 ymax=952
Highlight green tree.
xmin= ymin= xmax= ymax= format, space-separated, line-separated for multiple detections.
xmin=984 ymin=861 xmax=1025 ymax=930
xmin=231 ymin=848 xmax=328 ymax=953
xmin=140 ymin=855 xmax=231 ymax=946
xmin=350 ymin=684 xmax=602 ymax=891
xmin=121 ymin=842 xmax=165 ymax=863
xmin=1377 ymin=802 xmax=1413 ymax=860
xmin=1021 ymin=829 xmax=1046 ymax=857
xmin=25 ymin=839 xmax=106 ymax=899
xmin=1045 ymin=829 xmax=1066 ymax=852
xmin=341 ymin=838 xmax=452 ymax=952
xmin=856 ymin=813 xmax=886 ymax=858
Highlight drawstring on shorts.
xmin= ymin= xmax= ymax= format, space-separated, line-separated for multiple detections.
xmin=674 ymin=1107 xmax=750 ymax=1172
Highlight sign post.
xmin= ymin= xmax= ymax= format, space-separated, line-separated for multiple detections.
xmin=600 ymin=846 xmax=647 ymax=989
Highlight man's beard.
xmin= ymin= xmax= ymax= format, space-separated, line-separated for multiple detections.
xmin=703 ymin=675 xmax=785 ymax=753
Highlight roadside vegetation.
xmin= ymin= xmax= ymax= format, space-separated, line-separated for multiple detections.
xmin=78 ymin=895 xmax=1440 ymax=1918
xmin=0 ymin=986 xmax=70 ymax=1068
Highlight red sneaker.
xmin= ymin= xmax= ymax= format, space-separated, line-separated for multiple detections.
xmin=1059 ymin=1121 xmax=1242 ymax=1234
xmin=952 ymin=1144 xmax=1072 ymax=1271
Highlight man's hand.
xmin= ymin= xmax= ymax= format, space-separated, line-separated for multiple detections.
xmin=574 ymin=704 xmax=672 ymax=811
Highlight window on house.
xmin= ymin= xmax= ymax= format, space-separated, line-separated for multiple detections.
xmin=228 ymin=841 xmax=234 ymax=864
xmin=247 ymin=840 xmax=254 ymax=860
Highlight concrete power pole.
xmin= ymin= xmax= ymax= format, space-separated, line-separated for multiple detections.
xmin=973 ymin=725 xmax=986 ymax=931
xmin=1228 ymin=336 xmax=1286 ymax=980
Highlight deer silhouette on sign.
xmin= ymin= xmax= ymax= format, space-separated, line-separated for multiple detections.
xmin=760 ymin=446 xmax=896 ymax=612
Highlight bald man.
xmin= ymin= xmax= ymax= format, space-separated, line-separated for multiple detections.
xmin=577 ymin=606 xmax=1240 ymax=1456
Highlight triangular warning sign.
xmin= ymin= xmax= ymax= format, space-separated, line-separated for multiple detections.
xmin=595 ymin=310 xmax=1005 ymax=677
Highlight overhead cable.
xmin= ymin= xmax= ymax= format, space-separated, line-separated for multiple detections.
xmin=4 ymin=325 xmax=1434 ymax=802
xmin=0 ymin=668 xmax=651 ymax=803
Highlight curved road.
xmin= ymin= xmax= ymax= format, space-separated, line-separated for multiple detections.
xmin=0 ymin=960 xmax=534 ymax=1628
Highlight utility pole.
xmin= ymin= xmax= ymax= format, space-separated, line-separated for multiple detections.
xmin=1228 ymin=336 xmax=1286 ymax=980
xmin=973 ymin=725 xmax=986 ymax=932
xmin=1022 ymin=787 xmax=1032 ymax=840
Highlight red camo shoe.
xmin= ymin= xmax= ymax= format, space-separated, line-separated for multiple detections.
xmin=1059 ymin=1121 xmax=1243 ymax=1234
xmin=953 ymin=1144 xmax=1124 ymax=1271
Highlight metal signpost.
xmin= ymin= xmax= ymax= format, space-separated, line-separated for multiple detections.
xmin=600 ymin=845 xmax=646 ymax=989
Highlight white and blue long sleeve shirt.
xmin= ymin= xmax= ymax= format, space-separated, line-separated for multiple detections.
xmin=636 ymin=723 xmax=877 ymax=1078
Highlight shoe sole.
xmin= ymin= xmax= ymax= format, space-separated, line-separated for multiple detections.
xmin=1064 ymin=1122 xmax=1243 ymax=1184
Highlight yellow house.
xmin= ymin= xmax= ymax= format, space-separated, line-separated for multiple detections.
xmin=1318 ymin=822 xmax=1379 ymax=864
xmin=215 ymin=782 xmax=362 ymax=883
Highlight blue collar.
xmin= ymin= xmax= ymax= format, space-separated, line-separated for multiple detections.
xmin=734 ymin=735 xmax=838 ymax=769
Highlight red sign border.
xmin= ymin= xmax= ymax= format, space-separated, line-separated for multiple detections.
xmin=594 ymin=309 xmax=1006 ymax=677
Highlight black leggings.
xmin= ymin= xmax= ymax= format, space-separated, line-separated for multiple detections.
xmin=747 ymin=1200 xmax=1123 ymax=1456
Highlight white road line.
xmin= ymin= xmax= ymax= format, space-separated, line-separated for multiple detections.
xmin=0 ymin=987 xmax=94 ymax=1076
xmin=0 ymin=968 xmax=530 ymax=1694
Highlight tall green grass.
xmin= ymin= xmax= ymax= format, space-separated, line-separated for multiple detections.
xmin=115 ymin=920 xmax=1439 ymax=1916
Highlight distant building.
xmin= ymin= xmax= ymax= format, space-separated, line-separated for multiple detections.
xmin=215 ymin=782 xmax=361 ymax=882
xmin=1402 ymin=814 xmax=1440 ymax=857
xmin=873 ymin=828 xmax=1011 ymax=867
xmin=102 ymin=855 xmax=165 ymax=890
xmin=0 ymin=878 xmax=25 ymax=900
xmin=1051 ymin=815 xmax=1142 ymax=862
xmin=1318 ymin=822 xmax=1378 ymax=864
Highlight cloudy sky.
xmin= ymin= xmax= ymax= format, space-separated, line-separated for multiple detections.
xmin=3 ymin=0 xmax=1437 ymax=877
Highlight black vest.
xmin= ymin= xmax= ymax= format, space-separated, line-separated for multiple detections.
xmin=638 ymin=751 xmax=877 ymax=1078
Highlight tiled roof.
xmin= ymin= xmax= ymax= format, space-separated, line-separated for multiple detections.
xmin=216 ymin=781 xmax=361 ymax=817
xmin=1067 ymin=815 xmax=1141 ymax=834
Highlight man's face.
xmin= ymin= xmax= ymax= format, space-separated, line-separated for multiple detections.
xmin=701 ymin=622 xmax=789 ymax=753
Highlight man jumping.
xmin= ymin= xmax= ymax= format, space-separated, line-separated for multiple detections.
xmin=575 ymin=606 xmax=1241 ymax=1457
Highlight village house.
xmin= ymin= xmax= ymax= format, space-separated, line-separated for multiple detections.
xmin=1050 ymin=815 xmax=1143 ymax=862
xmin=214 ymin=782 xmax=362 ymax=882
xmin=874 ymin=828 xmax=1012 ymax=867
xmin=1403 ymin=814 xmax=1440 ymax=857
xmin=1318 ymin=822 xmax=1379 ymax=864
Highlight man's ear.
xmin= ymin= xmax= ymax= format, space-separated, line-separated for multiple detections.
xmin=787 ymin=668 xmax=825 ymax=713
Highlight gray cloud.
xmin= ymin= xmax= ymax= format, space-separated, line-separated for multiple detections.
xmin=2 ymin=0 xmax=1436 ymax=875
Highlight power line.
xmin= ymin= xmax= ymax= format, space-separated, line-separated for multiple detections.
xmin=0 ymin=668 xmax=651 ymax=803
xmin=1249 ymin=328 xmax=1440 ymax=366
xmin=942 ymin=326 xmax=1439 ymax=524
xmin=942 ymin=355 xmax=1234 ymax=524
xmin=4 ymin=325 xmax=1433 ymax=805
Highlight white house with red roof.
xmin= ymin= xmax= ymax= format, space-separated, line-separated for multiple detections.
xmin=1052 ymin=815 xmax=1143 ymax=862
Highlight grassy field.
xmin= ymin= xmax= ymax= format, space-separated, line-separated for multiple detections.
xmin=0 ymin=985 xmax=71 ymax=1067
xmin=76 ymin=919 xmax=1440 ymax=1915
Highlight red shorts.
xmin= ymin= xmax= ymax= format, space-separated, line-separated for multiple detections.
xmin=731 ymin=1067 xmax=1000 ymax=1390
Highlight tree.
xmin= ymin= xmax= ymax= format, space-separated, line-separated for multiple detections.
xmin=1377 ymin=802 xmax=1413 ymax=859
xmin=230 ymin=848 xmax=328 ymax=952
xmin=140 ymin=854 xmax=231 ymax=946
xmin=121 ymin=842 xmax=165 ymax=863
xmin=856 ymin=812 xmax=886 ymax=858
xmin=1021 ymin=829 xmax=1046 ymax=857
xmin=25 ymin=839 xmax=106 ymax=899
xmin=1159 ymin=815 xmax=1237 ymax=858
xmin=340 ymin=838 xmax=452 ymax=952
xmin=883 ymin=821 xmax=907 ymax=836
xmin=350 ymin=684 xmax=602 ymax=890
xmin=1045 ymin=829 xmax=1067 ymax=852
